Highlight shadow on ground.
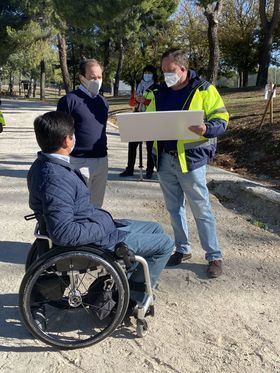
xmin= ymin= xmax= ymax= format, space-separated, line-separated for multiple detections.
xmin=108 ymin=167 xmax=158 ymax=183
xmin=0 ymin=169 xmax=28 ymax=178
xmin=0 ymin=292 xmax=136 ymax=353
xmin=0 ymin=241 xmax=30 ymax=264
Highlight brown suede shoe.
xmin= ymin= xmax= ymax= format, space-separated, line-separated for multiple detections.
xmin=207 ymin=260 xmax=223 ymax=278
xmin=165 ymin=252 xmax=192 ymax=267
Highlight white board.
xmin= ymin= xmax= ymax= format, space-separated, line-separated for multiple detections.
xmin=116 ymin=110 xmax=204 ymax=142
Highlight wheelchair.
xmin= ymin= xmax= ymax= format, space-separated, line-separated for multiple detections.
xmin=19 ymin=214 xmax=155 ymax=349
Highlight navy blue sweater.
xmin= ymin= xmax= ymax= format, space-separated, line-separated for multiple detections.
xmin=57 ymin=89 xmax=108 ymax=158
xmin=27 ymin=152 xmax=127 ymax=248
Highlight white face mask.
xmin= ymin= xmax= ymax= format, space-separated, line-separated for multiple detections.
xmin=70 ymin=133 xmax=76 ymax=153
xmin=164 ymin=72 xmax=181 ymax=88
xmin=82 ymin=78 xmax=102 ymax=96
xmin=143 ymin=73 xmax=153 ymax=82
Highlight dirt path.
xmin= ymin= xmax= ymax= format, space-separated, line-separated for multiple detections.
xmin=0 ymin=99 xmax=279 ymax=373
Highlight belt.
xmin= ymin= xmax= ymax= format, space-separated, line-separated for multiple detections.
xmin=163 ymin=150 xmax=178 ymax=157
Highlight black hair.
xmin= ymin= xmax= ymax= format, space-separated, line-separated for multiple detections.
xmin=34 ymin=111 xmax=74 ymax=153
xmin=79 ymin=58 xmax=102 ymax=77
xmin=161 ymin=48 xmax=189 ymax=69
xmin=143 ymin=64 xmax=158 ymax=83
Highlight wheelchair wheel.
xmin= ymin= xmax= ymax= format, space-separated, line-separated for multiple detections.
xmin=25 ymin=240 xmax=39 ymax=271
xmin=19 ymin=247 xmax=130 ymax=349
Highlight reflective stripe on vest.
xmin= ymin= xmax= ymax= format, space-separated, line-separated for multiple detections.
xmin=184 ymin=137 xmax=217 ymax=150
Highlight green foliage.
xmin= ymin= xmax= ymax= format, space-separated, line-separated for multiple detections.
xmin=219 ymin=0 xmax=259 ymax=75
xmin=176 ymin=1 xmax=209 ymax=75
xmin=250 ymin=219 xmax=268 ymax=230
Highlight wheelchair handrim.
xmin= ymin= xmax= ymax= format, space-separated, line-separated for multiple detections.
xmin=19 ymin=251 xmax=129 ymax=349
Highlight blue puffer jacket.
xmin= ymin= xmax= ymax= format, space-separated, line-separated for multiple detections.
xmin=27 ymin=152 xmax=127 ymax=248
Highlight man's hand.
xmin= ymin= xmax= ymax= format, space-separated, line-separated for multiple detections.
xmin=189 ymin=123 xmax=207 ymax=136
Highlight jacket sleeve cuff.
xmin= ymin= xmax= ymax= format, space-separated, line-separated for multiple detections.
xmin=203 ymin=119 xmax=227 ymax=138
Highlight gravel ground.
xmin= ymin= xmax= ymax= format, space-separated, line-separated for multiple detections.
xmin=0 ymin=99 xmax=279 ymax=373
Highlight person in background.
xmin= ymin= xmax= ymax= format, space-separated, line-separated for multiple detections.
xmin=0 ymin=99 xmax=6 ymax=133
xmin=57 ymin=59 xmax=108 ymax=208
xmin=119 ymin=65 xmax=158 ymax=179
xmin=147 ymin=48 xmax=229 ymax=278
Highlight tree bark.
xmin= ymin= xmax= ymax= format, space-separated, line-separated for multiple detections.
xmin=40 ymin=59 xmax=45 ymax=101
xmin=243 ymin=70 xmax=249 ymax=87
xmin=71 ymin=42 xmax=76 ymax=90
xmin=256 ymin=0 xmax=280 ymax=87
xmin=204 ymin=1 xmax=223 ymax=84
xmin=9 ymin=72 xmax=14 ymax=94
xmin=113 ymin=39 xmax=125 ymax=96
xmin=57 ymin=32 xmax=71 ymax=94
xmin=238 ymin=70 xmax=242 ymax=88
xmin=103 ymin=38 xmax=111 ymax=84
xmin=18 ymin=73 xmax=21 ymax=96
xmin=32 ymin=80 xmax=36 ymax=98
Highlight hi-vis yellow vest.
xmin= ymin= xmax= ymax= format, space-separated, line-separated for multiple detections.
xmin=0 ymin=111 xmax=6 ymax=127
xmin=146 ymin=82 xmax=229 ymax=173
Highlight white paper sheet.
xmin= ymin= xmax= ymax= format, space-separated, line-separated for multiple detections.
xmin=116 ymin=110 xmax=204 ymax=142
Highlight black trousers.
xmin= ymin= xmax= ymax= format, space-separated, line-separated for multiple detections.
xmin=126 ymin=141 xmax=154 ymax=173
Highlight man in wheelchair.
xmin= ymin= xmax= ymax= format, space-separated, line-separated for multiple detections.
xmin=26 ymin=111 xmax=173 ymax=338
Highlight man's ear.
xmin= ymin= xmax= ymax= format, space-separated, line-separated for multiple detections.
xmin=79 ymin=74 xmax=86 ymax=84
xmin=61 ymin=136 xmax=69 ymax=149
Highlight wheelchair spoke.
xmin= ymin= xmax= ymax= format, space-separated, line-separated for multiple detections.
xmin=45 ymin=268 xmax=70 ymax=289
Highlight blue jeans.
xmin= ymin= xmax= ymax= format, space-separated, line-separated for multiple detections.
xmin=157 ymin=153 xmax=222 ymax=262
xmin=117 ymin=220 xmax=173 ymax=287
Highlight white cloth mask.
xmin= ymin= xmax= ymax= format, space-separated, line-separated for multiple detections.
xmin=164 ymin=72 xmax=181 ymax=88
xmin=82 ymin=78 xmax=102 ymax=96
xmin=143 ymin=73 xmax=153 ymax=82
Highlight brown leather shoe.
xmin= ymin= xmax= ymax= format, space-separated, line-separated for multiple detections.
xmin=165 ymin=252 xmax=192 ymax=267
xmin=207 ymin=260 xmax=223 ymax=278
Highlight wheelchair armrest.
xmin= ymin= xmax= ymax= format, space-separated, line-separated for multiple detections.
xmin=34 ymin=223 xmax=53 ymax=249
xmin=114 ymin=242 xmax=135 ymax=270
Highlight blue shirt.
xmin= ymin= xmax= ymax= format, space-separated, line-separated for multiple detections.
xmin=44 ymin=153 xmax=70 ymax=163
xmin=57 ymin=89 xmax=108 ymax=158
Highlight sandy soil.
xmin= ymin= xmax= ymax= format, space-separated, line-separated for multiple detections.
xmin=0 ymin=99 xmax=279 ymax=373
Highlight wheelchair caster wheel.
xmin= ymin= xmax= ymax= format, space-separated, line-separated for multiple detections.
xmin=136 ymin=319 xmax=148 ymax=338
xmin=146 ymin=305 xmax=155 ymax=317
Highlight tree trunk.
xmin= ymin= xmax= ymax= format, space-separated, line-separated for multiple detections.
xmin=57 ymin=32 xmax=71 ymax=94
xmin=9 ymin=72 xmax=14 ymax=94
xmin=40 ymin=59 xmax=45 ymax=100
xmin=71 ymin=43 xmax=76 ymax=90
xmin=243 ymin=71 xmax=249 ymax=87
xmin=238 ymin=71 xmax=242 ymax=88
xmin=256 ymin=0 xmax=280 ymax=87
xmin=113 ymin=39 xmax=125 ymax=96
xmin=204 ymin=1 xmax=223 ymax=84
xmin=33 ymin=81 xmax=37 ymax=97
xmin=103 ymin=38 xmax=111 ymax=84
xmin=206 ymin=13 xmax=220 ymax=84
xmin=18 ymin=73 xmax=21 ymax=96
xmin=256 ymin=33 xmax=274 ymax=86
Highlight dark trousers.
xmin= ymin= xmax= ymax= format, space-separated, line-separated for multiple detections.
xmin=126 ymin=141 xmax=154 ymax=173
